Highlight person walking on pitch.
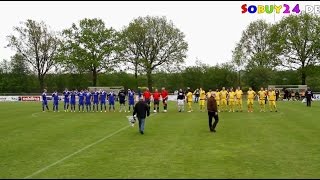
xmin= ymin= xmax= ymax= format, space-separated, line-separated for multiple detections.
xmin=207 ymin=91 xmax=219 ymax=133
xmin=133 ymin=97 xmax=150 ymax=135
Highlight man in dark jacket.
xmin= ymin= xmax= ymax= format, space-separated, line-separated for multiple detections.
xmin=207 ymin=91 xmax=219 ymax=132
xmin=133 ymin=97 xmax=150 ymax=134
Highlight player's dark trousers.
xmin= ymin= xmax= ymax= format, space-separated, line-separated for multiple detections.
xmin=208 ymin=111 xmax=219 ymax=131
xmin=307 ymin=97 xmax=312 ymax=107
xmin=138 ymin=118 xmax=145 ymax=134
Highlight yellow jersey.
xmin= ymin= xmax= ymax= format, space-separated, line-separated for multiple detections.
xmin=215 ymin=91 xmax=220 ymax=100
xmin=187 ymin=92 xmax=193 ymax=102
xmin=228 ymin=92 xmax=236 ymax=101
xmin=220 ymin=90 xmax=228 ymax=99
xmin=235 ymin=90 xmax=243 ymax=99
xmin=206 ymin=91 xmax=211 ymax=98
xmin=247 ymin=90 xmax=256 ymax=99
xmin=268 ymin=91 xmax=276 ymax=101
xmin=258 ymin=90 xmax=266 ymax=100
xmin=200 ymin=90 xmax=206 ymax=100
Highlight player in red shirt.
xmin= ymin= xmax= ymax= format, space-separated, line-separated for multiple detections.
xmin=152 ymin=89 xmax=161 ymax=113
xmin=161 ymin=87 xmax=168 ymax=112
xmin=143 ymin=88 xmax=151 ymax=111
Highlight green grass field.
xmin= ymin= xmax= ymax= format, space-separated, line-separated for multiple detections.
xmin=1 ymin=101 xmax=320 ymax=178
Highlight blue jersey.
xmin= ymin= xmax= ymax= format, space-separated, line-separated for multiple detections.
xmin=78 ymin=92 xmax=84 ymax=103
xmin=42 ymin=92 xmax=47 ymax=102
xmin=70 ymin=91 xmax=76 ymax=103
xmin=93 ymin=91 xmax=99 ymax=103
xmin=100 ymin=91 xmax=107 ymax=103
xmin=128 ymin=91 xmax=134 ymax=101
xmin=63 ymin=91 xmax=70 ymax=102
xmin=108 ymin=92 xmax=115 ymax=102
xmin=52 ymin=92 xmax=59 ymax=102
xmin=85 ymin=92 xmax=92 ymax=104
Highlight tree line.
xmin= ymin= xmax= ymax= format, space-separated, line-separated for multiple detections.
xmin=1 ymin=13 xmax=320 ymax=93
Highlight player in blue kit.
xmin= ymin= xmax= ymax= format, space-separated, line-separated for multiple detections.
xmin=100 ymin=90 xmax=107 ymax=112
xmin=70 ymin=90 xmax=76 ymax=112
xmin=93 ymin=89 xmax=99 ymax=112
xmin=128 ymin=89 xmax=135 ymax=112
xmin=85 ymin=90 xmax=92 ymax=112
xmin=63 ymin=88 xmax=70 ymax=112
xmin=42 ymin=89 xmax=49 ymax=112
xmin=108 ymin=91 xmax=116 ymax=112
xmin=52 ymin=91 xmax=59 ymax=112
xmin=78 ymin=90 xmax=85 ymax=112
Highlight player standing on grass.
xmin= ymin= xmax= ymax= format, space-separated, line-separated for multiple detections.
xmin=108 ymin=91 xmax=116 ymax=112
xmin=258 ymin=87 xmax=266 ymax=112
xmin=268 ymin=88 xmax=278 ymax=112
xmin=52 ymin=90 xmax=59 ymax=112
xmin=177 ymin=89 xmax=185 ymax=112
xmin=186 ymin=88 xmax=193 ymax=112
xmin=152 ymin=89 xmax=161 ymax=113
xmin=127 ymin=89 xmax=135 ymax=113
xmin=235 ymin=87 xmax=243 ymax=112
xmin=143 ymin=88 xmax=152 ymax=112
xmin=63 ymin=88 xmax=70 ymax=112
xmin=41 ymin=89 xmax=49 ymax=112
xmin=78 ymin=90 xmax=85 ymax=112
xmin=215 ymin=89 xmax=221 ymax=112
xmin=220 ymin=87 xmax=228 ymax=112
xmin=247 ymin=87 xmax=256 ymax=112
xmin=85 ymin=90 xmax=92 ymax=112
xmin=118 ymin=89 xmax=126 ymax=112
xmin=133 ymin=96 xmax=150 ymax=135
xmin=100 ymin=90 xmax=107 ymax=112
xmin=161 ymin=87 xmax=168 ymax=112
xmin=92 ymin=89 xmax=99 ymax=112
xmin=199 ymin=88 xmax=206 ymax=112
xmin=228 ymin=87 xmax=236 ymax=112
xmin=70 ymin=90 xmax=76 ymax=112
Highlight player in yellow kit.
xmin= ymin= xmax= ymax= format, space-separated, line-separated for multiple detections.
xmin=186 ymin=89 xmax=193 ymax=112
xmin=228 ymin=87 xmax=236 ymax=112
xmin=220 ymin=87 xmax=228 ymax=112
xmin=199 ymin=88 xmax=206 ymax=112
xmin=268 ymin=88 xmax=278 ymax=112
xmin=247 ymin=87 xmax=256 ymax=112
xmin=258 ymin=87 xmax=267 ymax=112
xmin=235 ymin=87 xmax=243 ymax=112
xmin=215 ymin=89 xmax=221 ymax=112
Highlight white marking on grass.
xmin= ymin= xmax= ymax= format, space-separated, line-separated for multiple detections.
xmin=31 ymin=112 xmax=42 ymax=117
xmin=24 ymin=113 xmax=157 ymax=179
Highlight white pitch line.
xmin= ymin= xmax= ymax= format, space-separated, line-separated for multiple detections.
xmin=31 ymin=112 xmax=42 ymax=117
xmin=24 ymin=112 xmax=157 ymax=179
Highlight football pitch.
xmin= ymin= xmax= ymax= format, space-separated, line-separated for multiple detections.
xmin=0 ymin=101 xmax=320 ymax=178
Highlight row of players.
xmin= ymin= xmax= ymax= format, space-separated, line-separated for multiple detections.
xmin=180 ymin=86 xmax=278 ymax=113
xmin=41 ymin=87 xmax=169 ymax=112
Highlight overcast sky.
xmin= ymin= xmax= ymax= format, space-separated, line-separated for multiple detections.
xmin=0 ymin=1 xmax=318 ymax=66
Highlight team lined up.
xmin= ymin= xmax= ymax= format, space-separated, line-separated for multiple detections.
xmin=178 ymin=86 xmax=278 ymax=113
xmin=41 ymin=88 xmax=169 ymax=113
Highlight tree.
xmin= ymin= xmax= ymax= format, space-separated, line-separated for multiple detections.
xmin=269 ymin=13 xmax=320 ymax=85
xmin=59 ymin=18 xmax=119 ymax=86
xmin=232 ymin=20 xmax=276 ymax=70
xmin=121 ymin=16 xmax=188 ymax=91
xmin=7 ymin=19 xmax=60 ymax=91
xmin=10 ymin=54 xmax=31 ymax=92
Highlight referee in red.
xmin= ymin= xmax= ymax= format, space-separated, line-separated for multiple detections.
xmin=143 ymin=88 xmax=151 ymax=111
xmin=161 ymin=87 xmax=168 ymax=112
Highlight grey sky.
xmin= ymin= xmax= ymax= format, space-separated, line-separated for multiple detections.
xmin=0 ymin=1 xmax=318 ymax=66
